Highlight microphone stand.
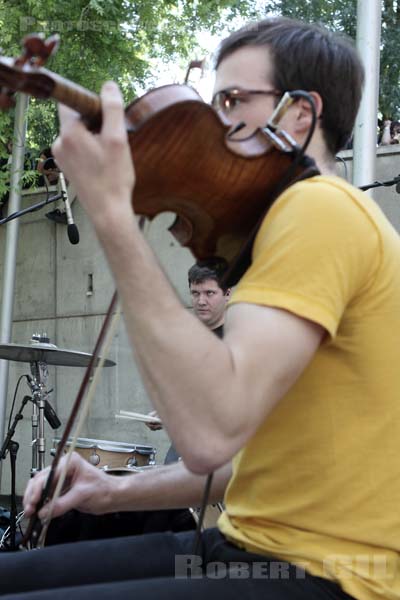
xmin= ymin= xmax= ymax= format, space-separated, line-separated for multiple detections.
xmin=0 ymin=395 xmax=31 ymax=551
xmin=0 ymin=193 xmax=62 ymax=226
xmin=359 ymin=174 xmax=400 ymax=192
xmin=8 ymin=441 xmax=19 ymax=551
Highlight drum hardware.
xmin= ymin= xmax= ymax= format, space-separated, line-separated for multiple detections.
xmin=0 ymin=333 xmax=117 ymax=549
xmin=0 ymin=334 xmax=117 ymax=475
xmin=88 ymin=450 xmax=100 ymax=466
xmin=52 ymin=436 xmax=156 ymax=472
xmin=85 ymin=448 xmax=142 ymax=468
xmin=27 ymin=349 xmax=51 ymax=474
xmin=101 ymin=464 xmax=156 ymax=475
xmin=189 ymin=502 xmax=225 ymax=531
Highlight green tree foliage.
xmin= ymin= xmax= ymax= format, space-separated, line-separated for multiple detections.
xmin=380 ymin=0 xmax=400 ymax=119
xmin=257 ymin=0 xmax=400 ymax=120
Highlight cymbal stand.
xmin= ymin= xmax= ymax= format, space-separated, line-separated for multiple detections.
xmin=0 ymin=395 xmax=30 ymax=550
xmin=27 ymin=360 xmax=49 ymax=474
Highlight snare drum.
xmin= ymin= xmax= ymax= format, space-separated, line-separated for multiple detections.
xmin=52 ymin=437 xmax=156 ymax=471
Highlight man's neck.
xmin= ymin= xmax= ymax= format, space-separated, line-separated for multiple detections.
xmin=305 ymin=128 xmax=338 ymax=177
xmin=211 ymin=317 xmax=225 ymax=330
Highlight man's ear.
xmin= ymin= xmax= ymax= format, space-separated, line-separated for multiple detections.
xmin=293 ymin=91 xmax=323 ymax=134
xmin=224 ymin=288 xmax=232 ymax=300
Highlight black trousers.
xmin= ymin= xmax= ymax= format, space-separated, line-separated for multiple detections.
xmin=0 ymin=528 xmax=356 ymax=599
xmin=45 ymin=507 xmax=196 ymax=544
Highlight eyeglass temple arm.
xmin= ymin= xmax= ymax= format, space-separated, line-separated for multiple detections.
xmin=266 ymin=90 xmax=317 ymax=156
xmin=267 ymin=92 xmax=295 ymax=130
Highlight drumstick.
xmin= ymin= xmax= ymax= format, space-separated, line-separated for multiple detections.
xmin=115 ymin=410 xmax=162 ymax=424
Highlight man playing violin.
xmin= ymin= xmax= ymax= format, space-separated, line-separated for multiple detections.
xmin=1 ymin=15 xmax=399 ymax=600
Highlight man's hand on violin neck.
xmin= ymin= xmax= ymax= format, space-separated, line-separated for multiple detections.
xmin=52 ymin=81 xmax=136 ymax=231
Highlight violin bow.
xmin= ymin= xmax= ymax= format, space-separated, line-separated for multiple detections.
xmin=25 ymin=220 xmax=149 ymax=547
xmin=22 ymin=291 xmax=120 ymax=548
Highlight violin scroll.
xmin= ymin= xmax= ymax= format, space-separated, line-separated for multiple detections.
xmin=16 ymin=33 xmax=60 ymax=68
xmin=0 ymin=34 xmax=59 ymax=109
xmin=0 ymin=42 xmax=102 ymax=129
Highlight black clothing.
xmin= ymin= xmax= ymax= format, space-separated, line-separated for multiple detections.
xmin=212 ymin=324 xmax=224 ymax=338
xmin=46 ymin=504 xmax=195 ymax=545
xmin=0 ymin=529 xmax=355 ymax=599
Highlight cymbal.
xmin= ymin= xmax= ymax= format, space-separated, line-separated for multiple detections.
xmin=0 ymin=343 xmax=116 ymax=367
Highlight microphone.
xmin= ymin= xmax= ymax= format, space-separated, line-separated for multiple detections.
xmin=43 ymin=398 xmax=61 ymax=430
xmin=59 ymin=171 xmax=80 ymax=244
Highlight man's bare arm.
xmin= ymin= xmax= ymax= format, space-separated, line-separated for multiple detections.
xmin=23 ymin=453 xmax=232 ymax=520
xmin=52 ymin=83 xmax=324 ymax=474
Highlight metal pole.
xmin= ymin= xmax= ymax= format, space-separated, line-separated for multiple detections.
xmin=0 ymin=93 xmax=29 ymax=483
xmin=352 ymin=0 xmax=382 ymax=192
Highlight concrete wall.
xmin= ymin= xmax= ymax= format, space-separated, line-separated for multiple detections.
xmin=0 ymin=146 xmax=400 ymax=495
xmin=337 ymin=145 xmax=400 ymax=230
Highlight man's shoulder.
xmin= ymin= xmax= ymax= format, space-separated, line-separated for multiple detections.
xmin=286 ymin=175 xmax=361 ymax=203
xmin=267 ymin=175 xmax=370 ymax=226
xmin=253 ymin=174 xmax=384 ymax=261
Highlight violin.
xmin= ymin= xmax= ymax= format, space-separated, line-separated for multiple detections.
xmin=0 ymin=35 xmax=319 ymax=548
xmin=0 ymin=34 xmax=319 ymax=283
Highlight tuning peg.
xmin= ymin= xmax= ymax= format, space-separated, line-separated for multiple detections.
xmin=184 ymin=59 xmax=206 ymax=84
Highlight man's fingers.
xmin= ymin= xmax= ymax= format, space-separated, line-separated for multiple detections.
xmin=100 ymin=81 xmax=126 ymax=139
xmin=38 ymin=490 xmax=73 ymax=521
xmin=23 ymin=469 xmax=49 ymax=516
xmin=58 ymin=103 xmax=82 ymax=134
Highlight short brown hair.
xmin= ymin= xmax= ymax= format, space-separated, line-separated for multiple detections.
xmin=215 ymin=17 xmax=364 ymax=155
xmin=188 ymin=257 xmax=229 ymax=292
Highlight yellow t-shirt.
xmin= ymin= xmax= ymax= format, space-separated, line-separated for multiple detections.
xmin=218 ymin=175 xmax=400 ymax=600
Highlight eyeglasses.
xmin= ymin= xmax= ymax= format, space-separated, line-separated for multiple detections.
xmin=211 ymin=87 xmax=281 ymax=114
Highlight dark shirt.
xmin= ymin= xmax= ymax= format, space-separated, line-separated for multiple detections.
xmin=212 ymin=324 xmax=224 ymax=339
